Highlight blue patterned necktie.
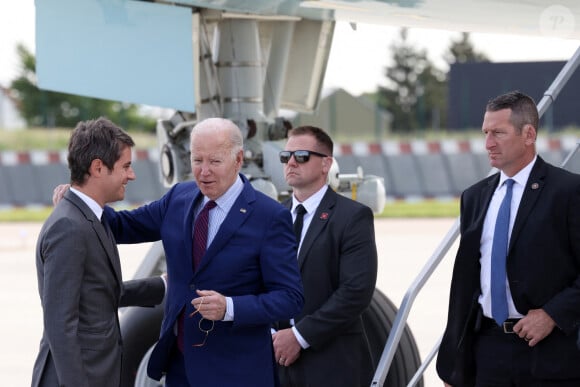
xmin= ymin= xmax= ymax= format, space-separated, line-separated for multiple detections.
xmin=491 ymin=178 xmax=515 ymax=325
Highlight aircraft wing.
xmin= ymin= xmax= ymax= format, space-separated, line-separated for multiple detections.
xmin=35 ymin=0 xmax=580 ymax=112
xmin=161 ymin=0 xmax=580 ymax=40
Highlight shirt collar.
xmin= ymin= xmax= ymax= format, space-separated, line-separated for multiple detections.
xmin=498 ymin=155 xmax=537 ymax=189
xmin=70 ymin=187 xmax=103 ymax=220
xmin=292 ymin=185 xmax=328 ymax=215
xmin=199 ymin=174 xmax=243 ymax=213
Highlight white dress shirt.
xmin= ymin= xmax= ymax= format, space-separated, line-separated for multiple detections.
xmin=292 ymin=185 xmax=328 ymax=255
xmin=70 ymin=187 xmax=102 ymax=220
xmin=288 ymin=184 xmax=328 ymax=348
xmin=478 ymin=156 xmax=537 ymax=319
xmin=197 ymin=176 xmax=244 ymax=322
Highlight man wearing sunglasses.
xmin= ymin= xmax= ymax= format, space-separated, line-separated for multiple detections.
xmin=272 ymin=125 xmax=378 ymax=386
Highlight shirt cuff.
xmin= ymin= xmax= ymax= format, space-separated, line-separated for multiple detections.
xmin=292 ymin=326 xmax=310 ymax=349
xmin=223 ymin=296 xmax=234 ymax=321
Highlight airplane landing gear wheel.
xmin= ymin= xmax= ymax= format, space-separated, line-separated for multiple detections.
xmin=363 ymin=288 xmax=423 ymax=387
xmin=127 ymin=288 xmax=423 ymax=387
xmin=134 ymin=345 xmax=164 ymax=387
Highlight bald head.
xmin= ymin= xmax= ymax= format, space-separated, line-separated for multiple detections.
xmin=191 ymin=118 xmax=243 ymax=158
xmin=189 ymin=118 xmax=245 ymax=200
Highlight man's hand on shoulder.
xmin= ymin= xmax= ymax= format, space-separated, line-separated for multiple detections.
xmin=53 ymin=184 xmax=70 ymax=205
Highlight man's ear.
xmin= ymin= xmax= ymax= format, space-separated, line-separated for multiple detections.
xmin=322 ymin=156 xmax=333 ymax=174
xmin=523 ymin=124 xmax=537 ymax=145
xmin=235 ymin=149 xmax=244 ymax=169
xmin=89 ymin=158 xmax=104 ymax=177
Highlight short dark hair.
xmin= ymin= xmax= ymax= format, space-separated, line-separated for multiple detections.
xmin=287 ymin=125 xmax=333 ymax=156
xmin=486 ymin=91 xmax=539 ymax=133
xmin=68 ymin=117 xmax=134 ymax=185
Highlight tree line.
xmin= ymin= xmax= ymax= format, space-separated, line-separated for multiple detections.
xmin=6 ymin=29 xmax=487 ymax=133
xmin=8 ymin=45 xmax=155 ymax=131
xmin=376 ymin=29 xmax=488 ymax=132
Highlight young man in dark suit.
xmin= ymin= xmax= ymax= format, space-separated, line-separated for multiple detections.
xmin=437 ymin=91 xmax=580 ymax=386
xmin=272 ymin=125 xmax=378 ymax=387
xmin=32 ymin=118 xmax=166 ymax=387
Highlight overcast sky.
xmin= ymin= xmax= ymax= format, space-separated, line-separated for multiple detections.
xmin=2 ymin=1 xmax=579 ymax=96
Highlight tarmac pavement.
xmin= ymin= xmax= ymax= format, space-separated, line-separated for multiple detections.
xmin=0 ymin=218 xmax=458 ymax=387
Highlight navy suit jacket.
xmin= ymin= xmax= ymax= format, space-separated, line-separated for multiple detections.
xmin=105 ymin=175 xmax=304 ymax=386
xmin=436 ymin=157 xmax=580 ymax=386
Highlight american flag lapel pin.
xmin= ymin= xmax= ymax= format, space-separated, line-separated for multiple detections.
xmin=240 ymin=208 xmax=247 ymax=213
xmin=320 ymin=212 xmax=329 ymax=220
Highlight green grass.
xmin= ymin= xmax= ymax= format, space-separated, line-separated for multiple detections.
xmin=0 ymin=199 xmax=460 ymax=223
xmin=381 ymin=199 xmax=459 ymax=218
xmin=0 ymin=128 xmax=158 ymax=151
xmin=5 ymin=127 xmax=579 ymax=151
xmin=0 ymin=127 xmax=464 ymax=221
xmin=0 ymin=207 xmax=54 ymax=222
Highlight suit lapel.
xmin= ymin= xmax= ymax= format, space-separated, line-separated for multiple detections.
xmin=65 ymin=191 xmax=122 ymax=284
xmin=297 ymin=188 xmax=335 ymax=268
xmin=479 ymin=176 xmax=498 ymax=227
xmin=100 ymin=219 xmax=123 ymax=284
xmin=509 ymin=157 xmax=546 ymax=252
xmin=462 ymin=175 xmax=497 ymax=246
xmin=196 ymin=180 xmax=255 ymax=273
xmin=186 ymin=191 xmax=204 ymax=276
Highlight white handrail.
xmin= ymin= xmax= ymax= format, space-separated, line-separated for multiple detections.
xmin=371 ymin=44 xmax=580 ymax=387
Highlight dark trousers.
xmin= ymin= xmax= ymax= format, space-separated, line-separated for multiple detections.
xmin=164 ymin=347 xmax=190 ymax=387
xmin=37 ymin=352 xmax=59 ymax=386
xmin=278 ymin=363 xmax=307 ymax=387
xmin=474 ymin=321 xmax=580 ymax=387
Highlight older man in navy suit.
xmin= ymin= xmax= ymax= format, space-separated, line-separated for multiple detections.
xmin=104 ymin=118 xmax=304 ymax=386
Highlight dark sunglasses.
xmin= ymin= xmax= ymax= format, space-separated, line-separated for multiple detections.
xmin=279 ymin=150 xmax=328 ymax=164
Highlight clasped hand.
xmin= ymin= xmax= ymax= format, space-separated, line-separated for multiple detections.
xmin=512 ymin=308 xmax=556 ymax=347
xmin=272 ymin=328 xmax=301 ymax=367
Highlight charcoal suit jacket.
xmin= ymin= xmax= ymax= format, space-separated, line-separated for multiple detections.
xmin=32 ymin=190 xmax=165 ymax=387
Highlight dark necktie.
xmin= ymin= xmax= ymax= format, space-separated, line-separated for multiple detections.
xmin=277 ymin=204 xmax=307 ymax=331
xmin=294 ymin=204 xmax=307 ymax=243
xmin=193 ymin=200 xmax=217 ymax=272
xmin=491 ymin=178 xmax=514 ymax=325
xmin=101 ymin=213 xmax=115 ymax=246
xmin=178 ymin=199 xmax=217 ymax=352
xmin=101 ymin=213 xmax=107 ymax=230
xmin=99 ymin=212 xmax=122 ymax=294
